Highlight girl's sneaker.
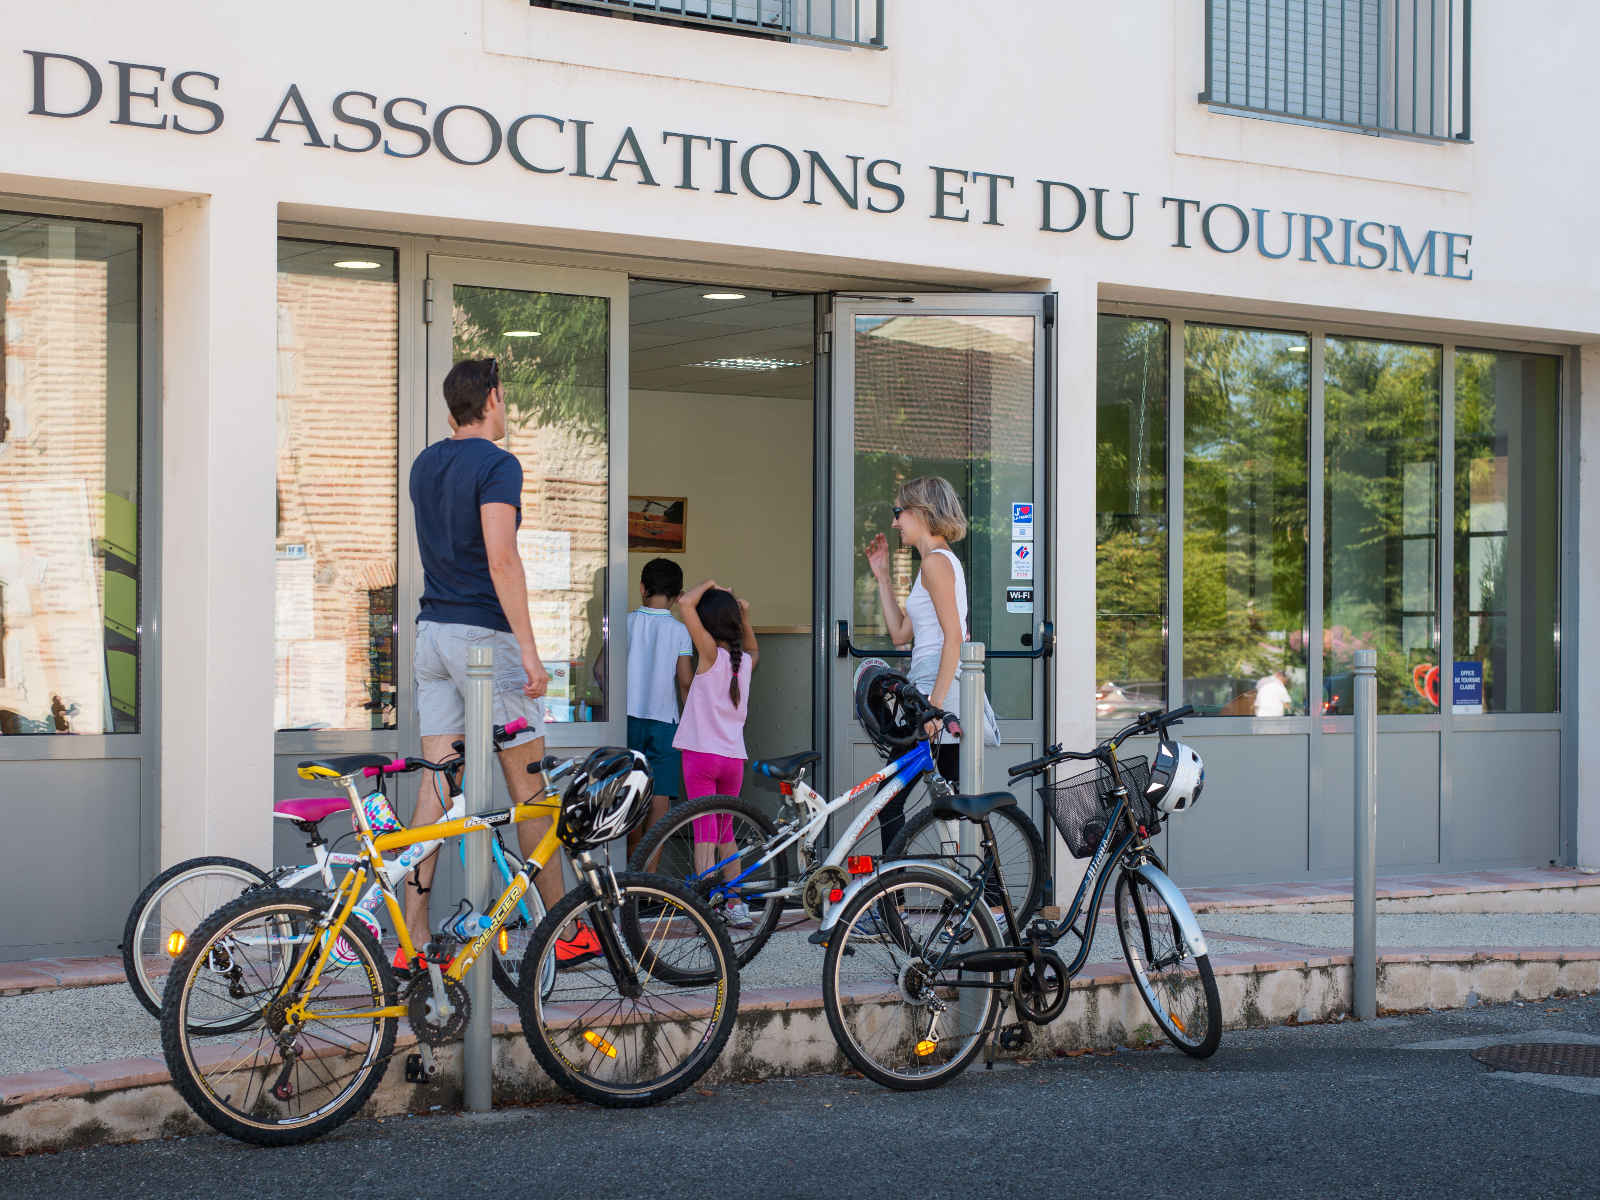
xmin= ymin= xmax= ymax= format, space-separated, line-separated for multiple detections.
xmin=723 ymin=900 xmax=756 ymax=929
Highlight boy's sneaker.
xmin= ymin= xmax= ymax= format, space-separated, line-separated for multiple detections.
xmin=555 ymin=920 xmax=603 ymax=969
xmin=723 ymin=900 xmax=756 ymax=929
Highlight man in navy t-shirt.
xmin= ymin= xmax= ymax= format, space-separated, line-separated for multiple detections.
xmin=402 ymin=359 xmax=589 ymax=968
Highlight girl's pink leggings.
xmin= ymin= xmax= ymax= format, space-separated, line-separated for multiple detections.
xmin=681 ymin=749 xmax=744 ymax=842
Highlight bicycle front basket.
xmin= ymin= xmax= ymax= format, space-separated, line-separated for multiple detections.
xmin=1038 ymin=755 xmax=1151 ymax=859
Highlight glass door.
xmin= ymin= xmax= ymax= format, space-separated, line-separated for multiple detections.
xmin=829 ymin=294 xmax=1052 ymax=847
xmin=424 ymin=257 xmax=629 ymax=749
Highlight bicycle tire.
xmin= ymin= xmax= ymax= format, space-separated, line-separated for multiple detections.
xmin=1113 ymin=869 xmax=1221 ymax=1058
xmin=161 ymin=887 xmax=398 ymax=1146
xmin=627 ymin=794 xmax=788 ymax=966
xmin=822 ymin=867 xmax=1002 ymax=1092
xmin=518 ymin=872 xmax=738 ymax=1107
xmin=886 ymin=802 xmax=1047 ymax=927
xmin=122 ymin=855 xmax=272 ymax=1019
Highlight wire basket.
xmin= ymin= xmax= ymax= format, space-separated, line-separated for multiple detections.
xmin=1038 ymin=755 xmax=1154 ymax=858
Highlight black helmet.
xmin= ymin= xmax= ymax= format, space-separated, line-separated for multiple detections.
xmin=556 ymin=748 xmax=653 ymax=852
xmin=853 ymin=658 xmax=921 ymax=758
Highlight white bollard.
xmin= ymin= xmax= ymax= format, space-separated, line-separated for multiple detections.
xmin=957 ymin=643 xmax=987 ymax=856
xmin=462 ymin=646 xmax=495 ymax=1110
xmin=1352 ymin=648 xmax=1378 ymax=1020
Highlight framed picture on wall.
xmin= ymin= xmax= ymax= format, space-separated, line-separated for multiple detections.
xmin=628 ymin=496 xmax=687 ymax=552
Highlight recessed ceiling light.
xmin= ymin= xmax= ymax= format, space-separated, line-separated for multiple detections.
xmin=503 ymin=330 xmax=541 ymax=338
xmin=332 ymin=260 xmax=382 ymax=270
xmin=691 ymin=356 xmax=808 ymax=371
xmin=702 ymin=291 xmax=746 ymax=301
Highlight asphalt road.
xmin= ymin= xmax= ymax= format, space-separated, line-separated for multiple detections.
xmin=4 ymin=994 xmax=1597 ymax=1200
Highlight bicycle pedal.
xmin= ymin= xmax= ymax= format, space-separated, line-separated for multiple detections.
xmin=997 ymin=1024 xmax=1031 ymax=1052
xmin=404 ymin=1051 xmax=439 ymax=1084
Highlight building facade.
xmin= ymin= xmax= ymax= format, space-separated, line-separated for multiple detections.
xmin=1 ymin=0 xmax=1595 ymax=959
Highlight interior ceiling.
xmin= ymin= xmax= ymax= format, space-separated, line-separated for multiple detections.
xmin=630 ymin=279 xmax=815 ymax=401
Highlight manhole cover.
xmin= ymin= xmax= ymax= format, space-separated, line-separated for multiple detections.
xmin=1471 ymin=1043 xmax=1600 ymax=1078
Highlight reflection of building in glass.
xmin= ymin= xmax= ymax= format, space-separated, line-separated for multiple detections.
xmin=274 ymin=267 xmax=399 ymax=730
xmin=0 ymin=254 xmax=126 ymax=735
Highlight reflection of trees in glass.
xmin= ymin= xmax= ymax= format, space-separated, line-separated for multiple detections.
xmin=1095 ymin=316 xmax=1167 ymax=697
xmin=451 ymin=288 xmax=608 ymax=442
xmin=1181 ymin=325 xmax=1308 ymax=713
xmin=1323 ymin=338 xmax=1440 ymax=713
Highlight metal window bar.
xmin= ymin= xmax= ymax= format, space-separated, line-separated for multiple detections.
xmin=1200 ymin=0 xmax=1468 ymax=141
xmin=531 ymin=0 xmax=886 ymax=48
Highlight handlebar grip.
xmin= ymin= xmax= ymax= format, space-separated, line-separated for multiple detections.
xmin=1165 ymin=705 xmax=1195 ymax=721
xmin=1008 ymin=755 xmax=1048 ymax=779
xmin=500 ymin=717 xmax=529 ymax=738
xmin=361 ymin=757 xmax=412 ymax=778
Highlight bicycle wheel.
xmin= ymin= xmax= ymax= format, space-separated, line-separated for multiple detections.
xmin=887 ymin=803 xmax=1047 ymax=926
xmin=122 ymin=855 xmax=271 ymax=1019
xmin=822 ymin=867 xmax=1002 ymax=1091
xmin=161 ymin=887 xmax=398 ymax=1146
xmin=1113 ymin=869 xmax=1221 ymax=1058
xmin=518 ymin=872 xmax=738 ymax=1107
xmin=627 ymin=794 xmax=789 ymax=966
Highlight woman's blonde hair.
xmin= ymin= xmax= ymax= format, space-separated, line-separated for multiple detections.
xmin=895 ymin=476 xmax=968 ymax=542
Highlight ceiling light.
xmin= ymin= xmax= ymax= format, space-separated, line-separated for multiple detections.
xmin=702 ymin=291 xmax=746 ymax=301
xmin=691 ymin=356 xmax=808 ymax=371
xmin=503 ymin=330 xmax=541 ymax=338
xmin=332 ymin=260 xmax=382 ymax=270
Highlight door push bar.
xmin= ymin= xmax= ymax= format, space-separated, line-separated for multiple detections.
xmin=835 ymin=619 xmax=1054 ymax=661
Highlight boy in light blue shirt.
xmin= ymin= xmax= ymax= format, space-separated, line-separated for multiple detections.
xmin=626 ymin=558 xmax=695 ymax=853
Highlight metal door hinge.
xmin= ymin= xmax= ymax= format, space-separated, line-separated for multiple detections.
xmin=423 ymin=277 xmax=435 ymax=325
xmin=816 ymin=310 xmax=833 ymax=356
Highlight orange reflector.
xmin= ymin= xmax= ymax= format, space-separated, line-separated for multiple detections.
xmin=914 ymin=1039 xmax=938 ymax=1057
xmin=846 ymin=855 xmax=874 ymax=875
xmin=166 ymin=930 xmax=187 ymax=958
xmin=1170 ymin=1014 xmax=1186 ymax=1034
xmin=497 ymin=928 xmax=510 ymax=956
xmin=583 ymin=1030 xmax=618 ymax=1058
xmin=828 ymin=888 xmax=844 ymax=903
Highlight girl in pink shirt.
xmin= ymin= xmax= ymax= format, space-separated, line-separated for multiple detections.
xmin=673 ymin=579 xmax=760 ymax=928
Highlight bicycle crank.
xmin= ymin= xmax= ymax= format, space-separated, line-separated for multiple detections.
xmin=1012 ymin=949 xmax=1070 ymax=1024
xmin=407 ymin=975 xmax=470 ymax=1045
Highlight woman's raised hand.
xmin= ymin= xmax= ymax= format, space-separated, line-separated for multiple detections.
xmin=864 ymin=533 xmax=890 ymax=578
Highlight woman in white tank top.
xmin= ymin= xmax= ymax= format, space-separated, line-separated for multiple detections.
xmin=863 ymin=476 xmax=977 ymax=848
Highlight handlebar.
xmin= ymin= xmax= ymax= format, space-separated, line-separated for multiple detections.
xmin=886 ymin=677 xmax=962 ymax=742
xmin=360 ymin=719 xmax=531 ymax=779
xmin=1006 ymin=704 xmax=1195 ymax=780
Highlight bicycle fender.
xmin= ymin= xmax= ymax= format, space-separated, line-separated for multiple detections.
xmin=817 ymin=859 xmax=1002 ymax=937
xmin=1129 ymin=862 xmax=1208 ymax=958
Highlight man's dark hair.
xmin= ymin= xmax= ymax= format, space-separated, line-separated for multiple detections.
xmin=442 ymin=358 xmax=499 ymax=425
xmin=640 ymin=557 xmax=683 ymax=600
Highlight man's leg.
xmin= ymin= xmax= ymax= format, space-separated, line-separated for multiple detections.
xmin=499 ymin=735 xmax=567 ymax=911
xmin=402 ymin=732 xmax=461 ymax=953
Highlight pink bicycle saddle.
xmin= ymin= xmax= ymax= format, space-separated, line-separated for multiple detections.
xmin=272 ymin=796 xmax=350 ymax=824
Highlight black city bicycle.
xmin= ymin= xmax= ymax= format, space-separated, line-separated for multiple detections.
xmin=820 ymin=701 xmax=1220 ymax=1090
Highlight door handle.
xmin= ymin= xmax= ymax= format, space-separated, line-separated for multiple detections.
xmin=984 ymin=622 xmax=1055 ymax=660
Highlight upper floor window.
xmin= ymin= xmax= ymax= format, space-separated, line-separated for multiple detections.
xmin=532 ymin=0 xmax=886 ymax=48
xmin=1201 ymin=0 xmax=1469 ymax=142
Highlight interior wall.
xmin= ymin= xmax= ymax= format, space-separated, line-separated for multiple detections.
xmin=627 ymin=388 xmax=813 ymax=627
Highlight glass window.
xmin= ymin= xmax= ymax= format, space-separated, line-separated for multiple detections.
xmin=274 ymin=240 xmax=398 ymax=731
xmin=1323 ymin=337 xmax=1441 ymax=714
xmin=1452 ymin=349 xmax=1560 ymax=713
xmin=0 ymin=213 xmax=141 ymax=735
xmin=1182 ymin=324 xmax=1309 ymax=717
xmin=1095 ymin=315 xmax=1168 ymax=721
xmin=451 ymin=285 xmax=610 ymax=724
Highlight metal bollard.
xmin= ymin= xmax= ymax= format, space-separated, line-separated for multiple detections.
xmin=956 ymin=643 xmax=987 ymax=856
xmin=462 ymin=646 xmax=495 ymax=1111
xmin=1352 ymin=648 xmax=1378 ymax=1020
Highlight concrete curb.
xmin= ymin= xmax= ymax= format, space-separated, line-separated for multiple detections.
xmin=4 ymin=947 xmax=1599 ymax=1156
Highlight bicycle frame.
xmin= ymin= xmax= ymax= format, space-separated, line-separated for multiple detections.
xmin=694 ymin=739 xmax=941 ymax=903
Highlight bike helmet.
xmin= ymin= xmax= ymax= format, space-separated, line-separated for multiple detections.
xmin=853 ymin=658 xmax=921 ymax=757
xmin=556 ymin=747 xmax=653 ymax=852
xmin=1144 ymin=739 xmax=1205 ymax=814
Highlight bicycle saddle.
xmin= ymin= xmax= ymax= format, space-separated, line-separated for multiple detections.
xmin=928 ymin=790 xmax=1017 ymax=822
xmin=273 ymin=796 xmax=350 ymax=824
xmin=751 ymin=750 xmax=821 ymax=783
xmin=295 ymin=752 xmax=393 ymax=780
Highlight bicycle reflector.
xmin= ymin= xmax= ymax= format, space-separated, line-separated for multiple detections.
xmin=914 ymin=1038 xmax=938 ymax=1057
xmin=583 ymin=1030 xmax=618 ymax=1059
xmin=166 ymin=930 xmax=187 ymax=958
xmin=496 ymin=928 xmax=509 ymax=956
xmin=828 ymin=888 xmax=844 ymax=904
xmin=846 ymin=855 xmax=874 ymax=875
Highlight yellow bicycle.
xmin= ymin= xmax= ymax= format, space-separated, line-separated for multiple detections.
xmin=160 ymin=746 xmax=739 ymax=1145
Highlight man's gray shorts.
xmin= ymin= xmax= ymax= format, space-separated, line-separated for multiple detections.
xmin=415 ymin=620 xmax=544 ymax=745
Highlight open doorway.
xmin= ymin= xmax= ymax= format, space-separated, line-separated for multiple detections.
xmin=627 ymin=280 xmax=816 ymax=766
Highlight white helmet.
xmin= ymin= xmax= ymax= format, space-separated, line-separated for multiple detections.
xmin=1145 ymin=739 xmax=1204 ymax=814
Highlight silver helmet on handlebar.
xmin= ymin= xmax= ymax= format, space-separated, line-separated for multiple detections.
xmin=853 ymin=657 xmax=922 ymax=758
xmin=556 ymin=748 xmax=654 ymax=851
xmin=1145 ymin=739 xmax=1205 ymax=814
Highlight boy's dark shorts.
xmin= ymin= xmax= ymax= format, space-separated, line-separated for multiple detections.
xmin=626 ymin=716 xmax=683 ymax=797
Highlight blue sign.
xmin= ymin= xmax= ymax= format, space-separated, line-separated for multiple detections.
xmin=1452 ymin=660 xmax=1483 ymax=714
